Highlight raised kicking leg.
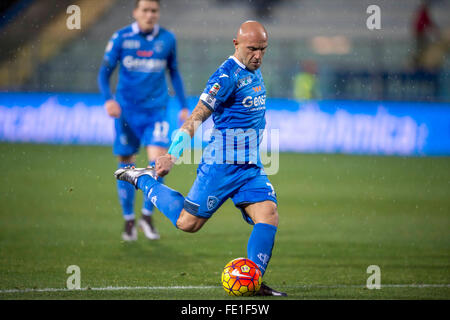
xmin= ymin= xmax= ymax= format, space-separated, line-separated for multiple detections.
xmin=114 ymin=167 xmax=207 ymax=233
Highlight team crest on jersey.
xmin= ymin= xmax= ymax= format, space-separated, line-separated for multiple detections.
xmin=153 ymin=40 xmax=164 ymax=53
xmin=209 ymin=83 xmax=220 ymax=96
xmin=207 ymin=196 xmax=219 ymax=211
xmin=237 ymin=75 xmax=252 ymax=88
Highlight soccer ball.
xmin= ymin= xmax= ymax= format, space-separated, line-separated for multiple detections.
xmin=221 ymin=257 xmax=262 ymax=296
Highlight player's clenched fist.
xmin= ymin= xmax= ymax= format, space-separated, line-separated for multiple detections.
xmin=155 ymin=154 xmax=176 ymax=177
xmin=105 ymin=99 xmax=121 ymax=118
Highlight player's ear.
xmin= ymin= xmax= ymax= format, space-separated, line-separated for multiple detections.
xmin=233 ymin=38 xmax=239 ymax=49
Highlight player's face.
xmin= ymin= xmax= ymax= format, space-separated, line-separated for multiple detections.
xmin=235 ymin=39 xmax=268 ymax=71
xmin=133 ymin=0 xmax=160 ymax=33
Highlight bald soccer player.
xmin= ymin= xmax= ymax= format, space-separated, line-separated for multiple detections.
xmin=115 ymin=21 xmax=287 ymax=296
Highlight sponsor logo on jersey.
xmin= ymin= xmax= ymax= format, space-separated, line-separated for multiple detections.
xmin=242 ymin=95 xmax=266 ymax=108
xmin=137 ymin=50 xmax=154 ymax=57
xmin=122 ymin=40 xmax=141 ymax=49
xmin=123 ymin=55 xmax=166 ymax=72
xmin=252 ymin=86 xmax=262 ymax=92
xmin=237 ymin=75 xmax=252 ymax=88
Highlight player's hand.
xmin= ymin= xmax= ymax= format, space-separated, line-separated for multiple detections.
xmin=105 ymin=99 xmax=121 ymax=118
xmin=178 ymin=108 xmax=190 ymax=123
xmin=155 ymin=154 xmax=176 ymax=177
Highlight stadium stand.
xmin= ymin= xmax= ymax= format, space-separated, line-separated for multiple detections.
xmin=0 ymin=0 xmax=117 ymax=89
xmin=0 ymin=0 xmax=448 ymax=101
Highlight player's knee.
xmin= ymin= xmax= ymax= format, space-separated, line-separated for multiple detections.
xmin=176 ymin=219 xmax=201 ymax=233
xmin=176 ymin=211 xmax=205 ymax=233
xmin=266 ymin=205 xmax=279 ymax=227
xmin=252 ymin=202 xmax=278 ymax=227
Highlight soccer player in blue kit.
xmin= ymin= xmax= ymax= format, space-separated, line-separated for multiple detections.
xmin=98 ymin=0 xmax=189 ymax=241
xmin=115 ymin=21 xmax=287 ymax=296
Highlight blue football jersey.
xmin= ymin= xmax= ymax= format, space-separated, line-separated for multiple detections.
xmin=200 ymin=56 xmax=267 ymax=166
xmin=102 ymin=23 xmax=178 ymax=109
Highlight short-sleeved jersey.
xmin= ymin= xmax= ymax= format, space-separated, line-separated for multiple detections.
xmin=103 ymin=22 xmax=178 ymax=109
xmin=200 ymin=56 xmax=267 ymax=166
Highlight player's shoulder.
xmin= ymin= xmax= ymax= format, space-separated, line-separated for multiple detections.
xmin=157 ymin=26 xmax=177 ymax=42
xmin=158 ymin=26 xmax=175 ymax=38
xmin=110 ymin=24 xmax=134 ymax=41
xmin=211 ymin=57 xmax=243 ymax=84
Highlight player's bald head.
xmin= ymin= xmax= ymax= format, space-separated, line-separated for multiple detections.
xmin=233 ymin=21 xmax=268 ymax=71
xmin=236 ymin=20 xmax=268 ymax=43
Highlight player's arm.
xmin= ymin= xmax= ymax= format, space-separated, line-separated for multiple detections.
xmin=155 ymin=100 xmax=211 ymax=177
xmin=167 ymin=36 xmax=189 ymax=122
xmin=97 ymin=33 xmax=121 ymax=118
xmin=180 ymin=100 xmax=212 ymax=138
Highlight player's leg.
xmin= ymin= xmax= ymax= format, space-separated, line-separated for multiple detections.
xmin=138 ymin=145 xmax=167 ymax=240
xmin=176 ymin=209 xmax=208 ymax=233
xmin=244 ymin=200 xmax=278 ymax=276
xmin=231 ymin=168 xmax=287 ymax=296
xmin=117 ymin=154 xmax=138 ymax=241
xmin=113 ymin=118 xmax=141 ymax=241
xmin=115 ymin=170 xmax=208 ymax=232
xmin=115 ymin=163 xmax=237 ymax=233
xmin=139 ymin=117 xmax=170 ymax=239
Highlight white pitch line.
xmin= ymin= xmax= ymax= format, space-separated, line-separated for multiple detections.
xmin=1 ymin=284 xmax=449 ymax=294
xmin=0 ymin=285 xmax=219 ymax=294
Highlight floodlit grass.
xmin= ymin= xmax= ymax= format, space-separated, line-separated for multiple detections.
xmin=0 ymin=143 xmax=449 ymax=299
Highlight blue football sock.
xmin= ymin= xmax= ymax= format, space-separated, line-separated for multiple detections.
xmin=117 ymin=162 xmax=136 ymax=220
xmin=137 ymin=175 xmax=183 ymax=228
xmin=142 ymin=161 xmax=164 ymax=216
xmin=247 ymin=223 xmax=277 ymax=276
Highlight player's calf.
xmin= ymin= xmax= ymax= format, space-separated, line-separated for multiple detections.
xmin=114 ymin=166 xmax=185 ymax=229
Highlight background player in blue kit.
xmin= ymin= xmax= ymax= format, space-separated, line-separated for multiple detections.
xmin=115 ymin=20 xmax=286 ymax=296
xmin=98 ymin=0 xmax=189 ymax=241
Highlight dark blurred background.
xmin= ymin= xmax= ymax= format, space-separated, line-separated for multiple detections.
xmin=0 ymin=0 xmax=449 ymax=102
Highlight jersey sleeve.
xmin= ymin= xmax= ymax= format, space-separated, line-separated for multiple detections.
xmin=200 ymin=71 xmax=234 ymax=111
xmin=102 ymin=32 xmax=122 ymax=67
xmin=167 ymin=35 xmax=188 ymax=109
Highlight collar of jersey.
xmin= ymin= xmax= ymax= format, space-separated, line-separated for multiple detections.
xmin=229 ymin=56 xmax=246 ymax=70
xmin=131 ymin=22 xmax=160 ymax=41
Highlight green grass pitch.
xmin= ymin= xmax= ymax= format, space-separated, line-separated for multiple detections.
xmin=0 ymin=143 xmax=449 ymax=299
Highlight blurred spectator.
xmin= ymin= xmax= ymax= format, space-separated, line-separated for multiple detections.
xmin=412 ymin=0 xmax=440 ymax=70
xmin=293 ymin=60 xmax=321 ymax=100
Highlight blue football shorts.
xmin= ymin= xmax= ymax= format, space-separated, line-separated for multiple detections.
xmin=183 ymin=163 xmax=277 ymax=225
xmin=113 ymin=107 xmax=170 ymax=157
